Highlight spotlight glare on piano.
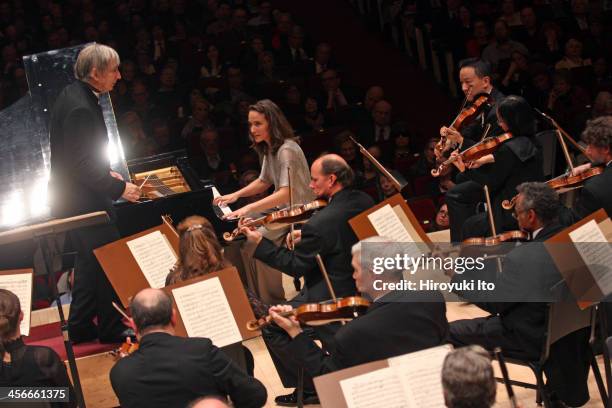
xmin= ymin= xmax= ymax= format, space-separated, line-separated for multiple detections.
xmin=2 ymin=191 xmax=25 ymax=227
xmin=30 ymin=177 xmax=50 ymax=218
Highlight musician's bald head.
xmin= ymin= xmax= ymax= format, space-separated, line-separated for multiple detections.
xmin=310 ymin=154 xmax=354 ymax=197
xmin=130 ymin=288 xmax=174 ymax=335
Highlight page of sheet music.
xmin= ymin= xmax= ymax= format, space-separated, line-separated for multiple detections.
xmin=340 ymin=366 xmax=412 ymax=408
xmin=171 ymin=277 xmax=242 ymax=347
xmin=126 ymin=230 xmax=177 ymax=288
xmin=367 ymin=204 xmax=421 ymax=258
xmin=0 ymin=273 xmax=33 ymax=336
xmin=388 ymin=345 xmax=452 ymax=408
xmin=569 ymin=220 xmax=612 ymax=296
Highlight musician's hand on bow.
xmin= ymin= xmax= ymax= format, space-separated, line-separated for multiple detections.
xmin=450 ymin=151 xmax=467 ymax=172
xmin=269 ymin=305 xmax=302 ymax=338
xmin=110 ymin=171 xmax=124 ymax=181
xmin=571 ymin=162 xmax=591 ymax=176
xmin=286 ymin=229 xmax=302 ymax=247
xmin=240 ymin=224 xmax=263 ymax=245
xmin=213 ymin=192 xmax=239 ymax=207
xmin=440 ymin=126 xmax=463 ymax=145
xmin=122 ymin=182 xmax=141 ymax=202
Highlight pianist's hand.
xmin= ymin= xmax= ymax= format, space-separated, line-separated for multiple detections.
xmin=213 ymin=192 xmax=239 ymax=207
xmin=110 ymin=171 xmax=124 ymax=181
xmin=269 ymin=305 xmax=302 ymax=338
xmin=122 ymin=182 xmax=141 ymax=202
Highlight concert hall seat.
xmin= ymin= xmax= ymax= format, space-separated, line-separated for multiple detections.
xmin=24 ymin=322 xmax=118 ymax=360
xmin=499 ymin=302 xmax=606 ymax=407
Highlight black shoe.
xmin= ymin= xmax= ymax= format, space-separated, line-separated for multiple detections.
xmin=99 ymin=328 xmax=136 ymax=344
xmin=274 ymin=389 xmax=319 ymax=406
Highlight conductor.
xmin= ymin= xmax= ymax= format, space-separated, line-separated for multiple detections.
xmin=48 ymin=44 xmax=140 ymax=343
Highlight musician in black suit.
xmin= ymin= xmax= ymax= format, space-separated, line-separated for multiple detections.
xmin=110 ymin=288 xmax=267 ymax=408
xmin=243 ymin=154 xmax=374 ymax=302
xmin=241 ymin=154 xmax=374 ymax=405
xmin=439 ymin=59 xmax=506 ymax=241
xmin=49 ymin=44 xmax=140 ymax=343
xmin=447 ymin=95 xmax=543 ymax=240
xmin=268 ymin=236 xmax=449 ymax=378
xmin=448 ymin=182 xmax=591 ymax=406
xmin=569 ymin=116 xmax=612 ymax=220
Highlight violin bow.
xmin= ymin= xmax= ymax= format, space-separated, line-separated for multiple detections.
xmin=449 ymin=88 xmax=471 ymax=129
xmin=348 ymin=135 xmax=406 ymax=192
xmin=315 ymin=254 xmax=348 ymax=326
xmin=535 ymin=109 xmax=591 ymax=163
xmin=112 ymin=301 xmax=131 ymax=321
xmin=315 ymin=254 xmax=338 ymax=301
xmin=288 ymin=166 xmax=295 ymax=250
xmin=484 ymin=185 xmax=503 ymax=274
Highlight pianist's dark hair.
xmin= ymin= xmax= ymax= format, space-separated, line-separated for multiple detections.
xmin=248 ymin=99 xmax=296 ymax=156
xmin=165 ymin=216 xmax=228 ymax=285
xmin=0 ymin=289 xmax=21 ymax=359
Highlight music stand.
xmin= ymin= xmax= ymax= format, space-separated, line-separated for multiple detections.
xmin=0 ymin=211 xmax=110 ymax=408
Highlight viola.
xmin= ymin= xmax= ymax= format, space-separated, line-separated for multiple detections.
xmin=246 ymin=296 xmax=371 ymax=331
xmin=431 ymin=132 xmax=513 ymax=177
xmin=223 ymin=199 xmax=328 ymax=241
xmin=501 ymin=166 xmax=605 ymax=210
xmin=436 ymin=93 xmax=492 ymax=156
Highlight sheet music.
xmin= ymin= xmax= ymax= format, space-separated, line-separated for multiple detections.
xmin=367 ymin=204 xmax=421 ymax=258
xmin=388 ymin=345 xmax=452 ymax=408
xmin=172 ymin=277 xmax=242 ymax=347
xmin=340 ymin=366 xmax=411 ymax=408
xmin=569 ymin=220 xmax=612 ymax=296
xmin=126 ymin=230 xmax=177 ymax=288
xmin=0 ymin=272 xmax=33 ymax=336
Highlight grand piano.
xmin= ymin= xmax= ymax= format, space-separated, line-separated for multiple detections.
xmin=0 ymin=44 xmax=234 ymax=305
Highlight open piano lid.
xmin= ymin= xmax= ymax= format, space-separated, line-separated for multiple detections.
xmin=0 ymin=43 xmax=129 ymax=231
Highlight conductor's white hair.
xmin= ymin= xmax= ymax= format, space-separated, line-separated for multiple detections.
xmin=74 ymin=43 xmax=120 ymax=81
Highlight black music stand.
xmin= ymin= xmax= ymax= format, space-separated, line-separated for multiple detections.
xmin=0 ymin=211 xmax=110 ymax=408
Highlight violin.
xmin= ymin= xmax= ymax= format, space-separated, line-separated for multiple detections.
xmin=246 ymin=296 xmax=371 ymax=331
xmin=110 ymin=339 xmax=139 ymax=359
xmin=431 ymin=132 xmax=513 ymax=177
xmin=436 ymin=93 xmax=492 ymax=156
xmin=462 ymin=230 xmax=528 ymax=246
xmin=223 ymin=199 xmax=327 ymax=241
xmin=501 ymin=166 xmax=605 ymax=210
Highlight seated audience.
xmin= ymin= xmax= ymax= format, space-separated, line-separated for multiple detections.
xmin=442 ymin=346 xmax=496 ymax=408
xmin=434 ymin=203 xmax=450 ymax=231
xmin=0 ymin=289 xmax=76 ymax=408
xmin=110 ymin=288 xmax=266 ymax=408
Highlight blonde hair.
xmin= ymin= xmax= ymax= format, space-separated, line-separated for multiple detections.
xmin=166 ymin=216 xmax=228 ymax=284
xmin=74 ymin=43 xmax=120 ymax=81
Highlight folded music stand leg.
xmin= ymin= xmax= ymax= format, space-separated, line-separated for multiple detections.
xmin=35 ymin=235 xmax=87 ymax=408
